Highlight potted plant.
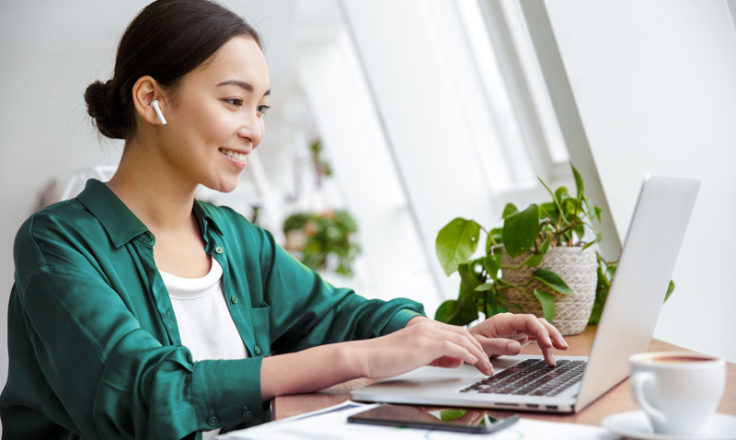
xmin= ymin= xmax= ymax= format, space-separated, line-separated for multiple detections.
xmin=434 ymin=164 xmax=671 ymax=335
xmin=283 ymin=209 xmax=361 ymax=277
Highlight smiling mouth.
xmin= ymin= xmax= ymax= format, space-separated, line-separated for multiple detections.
xmin=218 ymin=148 xmax=248 ymax=162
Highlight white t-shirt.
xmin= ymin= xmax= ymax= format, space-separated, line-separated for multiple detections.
xmin=159 ymin=257 xmax=247 ymax=361
xmin=159 ymin=258 xmax=248 ymax=440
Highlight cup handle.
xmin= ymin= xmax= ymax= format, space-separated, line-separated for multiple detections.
xmin=631 ymin=371 xmax=666 ymax=427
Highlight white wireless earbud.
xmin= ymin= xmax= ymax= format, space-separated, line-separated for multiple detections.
xmin=151 ymin=99 xmax=167 ymax=126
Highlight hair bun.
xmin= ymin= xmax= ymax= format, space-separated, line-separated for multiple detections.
xmin=84 ymin=79 xmax=126 ymax=139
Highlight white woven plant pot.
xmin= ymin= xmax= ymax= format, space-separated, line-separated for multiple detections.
xmin=502 ymin=246 xmax=597 ymax=335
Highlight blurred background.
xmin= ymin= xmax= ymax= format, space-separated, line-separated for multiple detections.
xmin=2 ymin=0 xmax=736 ymax=390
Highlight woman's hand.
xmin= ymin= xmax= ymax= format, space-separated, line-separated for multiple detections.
xmin=352 ymin=317 xmax=494 ymax=379
xmin=468 ymin=313 xmax=568 ymax=367
xmin=261 ymin=313 xmax=568 ymax=400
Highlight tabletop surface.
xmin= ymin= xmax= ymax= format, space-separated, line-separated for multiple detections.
xmin=273 ymin=326 xmax=736 ymax=426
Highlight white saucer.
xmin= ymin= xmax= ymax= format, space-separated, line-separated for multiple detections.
xmin=601 ymin=411 xmax=736 ymax=440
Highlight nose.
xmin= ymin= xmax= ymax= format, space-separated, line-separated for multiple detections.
xmin=236 ymin=111 xmax=264 ymax=148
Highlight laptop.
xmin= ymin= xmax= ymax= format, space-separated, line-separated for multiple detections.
xmin=352 ymin=175 xmax=699 ymax=413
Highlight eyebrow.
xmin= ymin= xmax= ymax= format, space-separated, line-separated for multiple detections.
xmin=217 ymin=80 xmax=270 ymax=97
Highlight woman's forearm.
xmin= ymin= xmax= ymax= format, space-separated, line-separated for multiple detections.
xmin=260 ymin=341 xmax=364 ymax=401
xmin=259 ymin=317 xmax=496 ymax=401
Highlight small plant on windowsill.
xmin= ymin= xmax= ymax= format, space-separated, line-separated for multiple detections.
xmin=434 ymin=164 xmax=673 ymax=335
xmin=283 ymin=209 xmax=360 ymax=277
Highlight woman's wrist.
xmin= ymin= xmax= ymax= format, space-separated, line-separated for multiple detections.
xmin=340 ymin=339 xmax=370 ymax=378
xmin=261 ymin=340 xmax=368 ymax=400
xmin=405 ymin=315 xmax=429 ymax=327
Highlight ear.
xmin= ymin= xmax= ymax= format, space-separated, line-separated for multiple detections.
xmin=131 ymin=75 xmax=167 ymax=126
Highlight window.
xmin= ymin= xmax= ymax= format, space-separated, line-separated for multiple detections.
xmin=251 ymin=0 xmax=575 ymax=314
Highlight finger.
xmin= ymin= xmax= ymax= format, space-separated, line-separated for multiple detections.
xmin=539 ymin=341 xmax=556 ymax=367
xmin=435 ymin=322 xmax=488 ymax=361
xmin=412 ymin=319 xmax=486 ymax=360
xmin=538 ymin=318 xmax=568 ymax=350
xmin=443 ymin=330 xmax=493 ymax=374
xmin=501 ymin=314 xmax=558 ymax=366
xmin=507 ymin=334 xmax=530 ymax=346
xmin=436 ymin=340 xmax=480 ymax=366
xmin=474 ymin=335 xmax=523 ymax=357
xmin=509 ymin=314 xmax=555 ymax=349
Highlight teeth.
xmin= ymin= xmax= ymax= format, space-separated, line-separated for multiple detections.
xmin=219 ymin=148 xmax=247 ymax=162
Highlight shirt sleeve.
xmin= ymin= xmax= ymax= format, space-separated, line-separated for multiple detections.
xmin=8 ymin=216 xmax=266 ymax=439
xmin=255 ymin=227 xmax=426 ymax=354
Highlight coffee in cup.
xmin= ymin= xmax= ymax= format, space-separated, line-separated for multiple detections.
xmin=629 ymin=351 xmax=726 ymax=436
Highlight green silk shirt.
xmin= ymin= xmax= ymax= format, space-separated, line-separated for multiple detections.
xmin=0 ymin=179 xmax=424 ymax=439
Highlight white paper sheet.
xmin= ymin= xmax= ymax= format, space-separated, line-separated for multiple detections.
xmin=218 ymin=401 xmax=619 ymax=440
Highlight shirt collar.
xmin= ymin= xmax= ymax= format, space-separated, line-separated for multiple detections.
xmin=193 ymin=199 xmax=223 ymax=237
xmin=76 ymin=179 xmax=222 ymax=248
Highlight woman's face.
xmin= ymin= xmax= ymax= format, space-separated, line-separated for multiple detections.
xmin=157 ymin=36 xmax=270 ymax=193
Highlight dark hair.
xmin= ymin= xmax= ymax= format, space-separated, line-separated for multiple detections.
xmin=84 ymin=0 xmax=261 ymax=139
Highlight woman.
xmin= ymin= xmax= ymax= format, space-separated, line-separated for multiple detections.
xmin=0 ymin=1 xmax=567 ymax=438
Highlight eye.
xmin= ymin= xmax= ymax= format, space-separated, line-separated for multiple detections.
xmin=257 ymin=105 xmax=271 ymax=115
xmin=223 ymin=98 xmax=243 ymax=107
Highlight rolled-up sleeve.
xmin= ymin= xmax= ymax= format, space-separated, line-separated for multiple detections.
xmin=256 ymin=227 xmax=425 ymax=354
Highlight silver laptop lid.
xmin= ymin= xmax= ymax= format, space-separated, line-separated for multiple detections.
xmin=574 ymin=175 xmax=699 ymax=411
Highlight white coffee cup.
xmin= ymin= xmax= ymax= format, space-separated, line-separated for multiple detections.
xmin=629 ymin=351 xmax=726 ymax=436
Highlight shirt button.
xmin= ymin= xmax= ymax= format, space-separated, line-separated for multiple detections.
xmin=208 ymin=416 xmax=218 ymax=426
xmin=254 ymin=345 xmax=262 ymax=355
xmin=230 ymin=295 xmax=239 ymax=304
xmin=242 ymin=406 xmax=252 ymax=419
xmin=215 ymin=246 xmax=224 ymax=254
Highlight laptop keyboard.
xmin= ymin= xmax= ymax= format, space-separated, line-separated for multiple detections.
xmin=459 ymin=359 xmax=586 ymax=397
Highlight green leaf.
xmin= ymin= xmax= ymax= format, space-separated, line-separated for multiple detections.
xmin=572 ymin=163 xmax=584 ymax=198
xmin=533 ymin=289 xmax=556 ymax=322
xmin=434 ymin=300 xmax=458 ymax=323
xmin=502 ymin=204 xmax=539 ymax=257
xmin=474 ymin=283 xmax=494 ymax=292
xmin=435 ymin=218 xmax=481 ymax=276
xmin=594 ymin=206 xmax=602 ymax=222
xmin=554 ymin=186 xmax=569 ymax=203
xmin=458 ymin=262 xmax=483 ymax=293
xmin=434 ymin=296 xmax=477 ymax=326
xmin=524 ymin=234 xmax=551 ymax=267
xmin=532 ymin=268 xmax=573 ymax=295
xmin=482 ymin=253 xmax=502 ymax=278
xmin=563 ymin=197 xmax=580 ymax=218
xmin=539 ymin=202 xmax=559 ymax=222
xmin=502 ymin=203 xmax=518 ymax=219
xmin=664 ymin=280 xmax=675 ymax=302
xmin=485 ymin=290 xmax=504 ymax=316
xmin=572 ymin=225 xmax=585 ymax=241
xmin=589 ymin=257 xmax=615 ymax=325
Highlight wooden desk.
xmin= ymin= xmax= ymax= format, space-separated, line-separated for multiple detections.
xmin=273 ymin=326 xmax=736 ymax=426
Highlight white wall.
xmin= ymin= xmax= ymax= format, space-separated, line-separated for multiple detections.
xmin=543 ymin=0 xmax=736 ymax=362
xmin=0 ymin=1 xmax=136 ymax=385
